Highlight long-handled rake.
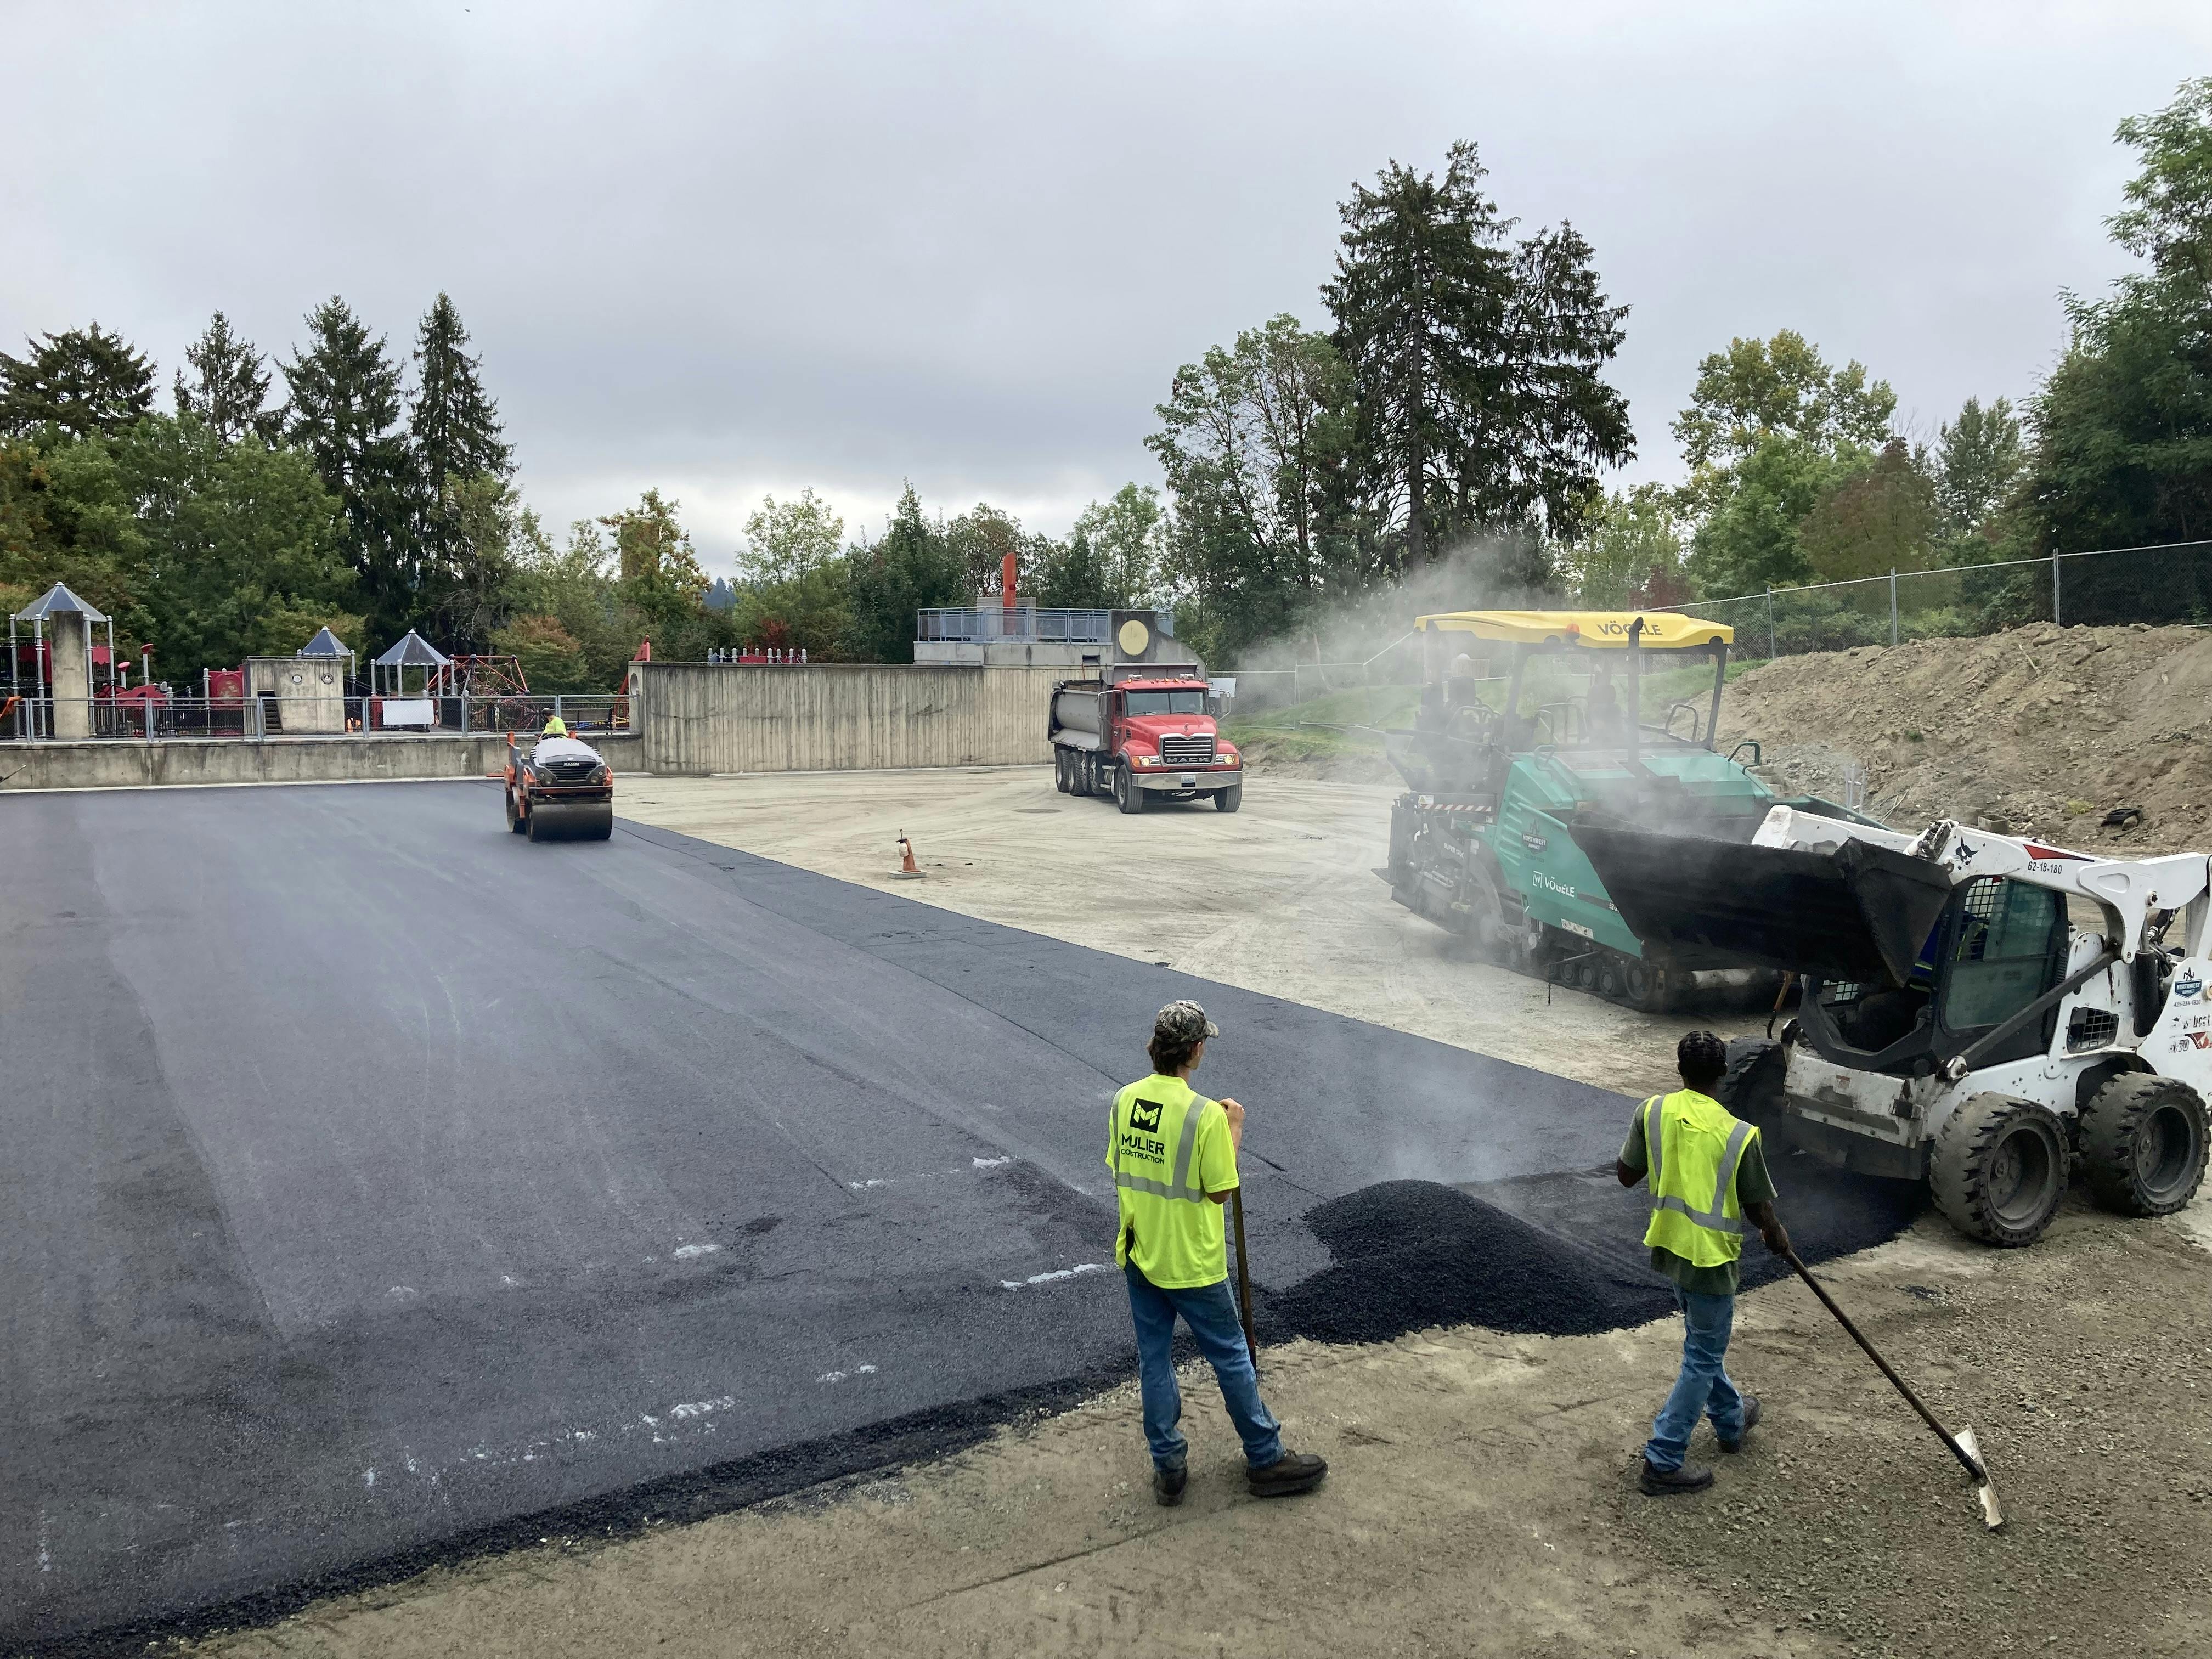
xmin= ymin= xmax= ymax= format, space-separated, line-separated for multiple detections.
xmin=1784 ymin=1248 xmax=2005 ymax=1530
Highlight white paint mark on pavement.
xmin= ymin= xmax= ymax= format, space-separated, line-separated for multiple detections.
xmin=1000 ymin=1262 xmax=1111 ymax=1290
xmin=363 ymin=1469 xmax=376 ymax=1489
xmin=669 ymin=1396 xmax=736 ymax=1419
xmin=673 ymin=1242 xmax=720 ymax=1260
xmin=972 ymin=1156 xmax=1012 ymax=1169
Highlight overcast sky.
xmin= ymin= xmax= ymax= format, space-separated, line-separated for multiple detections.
xmin=5 ymin=2 xmax=2207 ymax=574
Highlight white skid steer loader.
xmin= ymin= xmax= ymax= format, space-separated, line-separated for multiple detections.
xmin=1572 ymin=806 xmax=2212 ymax=1246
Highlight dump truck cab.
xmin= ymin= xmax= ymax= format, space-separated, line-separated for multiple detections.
xmin=1381 ymin=608 xmax=1819 ymax=1008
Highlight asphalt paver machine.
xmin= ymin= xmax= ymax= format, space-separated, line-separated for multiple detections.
xmin=1379 ymin=609 xmax=1863 ymax=1011
xmin=1577 ymin=806 xmax=2212 ymax=1245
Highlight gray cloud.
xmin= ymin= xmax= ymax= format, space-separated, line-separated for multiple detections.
xmin=4 ymin=1 xmax=2205 ymax=572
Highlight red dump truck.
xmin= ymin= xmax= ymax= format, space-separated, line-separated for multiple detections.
xmin=1049 ymin=675 xmax=1243 ymax=814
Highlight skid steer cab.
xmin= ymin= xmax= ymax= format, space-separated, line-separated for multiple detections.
xmin=1577 ymin=806 xmax=2212 ymax=1247
xmin=505 ymin=731 xmax=615 ymax=842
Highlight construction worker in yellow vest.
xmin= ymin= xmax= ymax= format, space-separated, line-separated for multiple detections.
xmin=1108 ymin=1001 xmax=1328 ymax=1506
xmin=1617 ymin=1030 xmax=1792 ymax=1496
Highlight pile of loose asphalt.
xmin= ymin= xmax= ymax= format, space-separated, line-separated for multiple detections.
xmin=0 ymin=781 xmax=1919 ymax=1655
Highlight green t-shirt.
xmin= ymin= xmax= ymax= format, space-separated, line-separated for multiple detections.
xmin=1106 ymin=1073 xmax=1239 ymax=1289
xmin=1620 ymin=1099 xmax=1778 ymax=1297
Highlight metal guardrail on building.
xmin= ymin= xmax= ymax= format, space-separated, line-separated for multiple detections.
xmin=4 ymin=694 xmax=630 ymax=742
xmin=915 ymin=607 xmax=1120 ymax=643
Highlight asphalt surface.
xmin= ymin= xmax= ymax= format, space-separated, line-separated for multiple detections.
xmin=1 ymin=780 xmax=1652 ymax=1649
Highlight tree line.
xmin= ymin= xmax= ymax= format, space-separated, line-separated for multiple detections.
xmin=4 ymin=76 xmax=2206 ymax=685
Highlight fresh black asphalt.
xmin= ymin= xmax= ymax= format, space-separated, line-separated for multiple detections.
xmin=0 ymin=781 xmax=1909 ymax=1650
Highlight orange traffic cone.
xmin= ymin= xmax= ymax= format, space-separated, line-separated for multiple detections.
xmin=893 ymin=833 xmax=924 ymax=880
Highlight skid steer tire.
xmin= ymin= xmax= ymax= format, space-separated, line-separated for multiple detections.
xmin=1931 ymin=1092 xmax=2067 ymax=1248
xmin=1713 ymin=1039 xmax=1786 ymax=1122
xmin=2080 ymin=1072 xmax=2209 ymax=1217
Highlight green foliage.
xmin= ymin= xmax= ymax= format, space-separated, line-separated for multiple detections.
xmin=1797 ymin=438 xmax=1939 ymax=581
xmin=173 ymin=313 xmax=278 ymax=445
xmin=283 ymin=297 xmax=417 ymax=637
xmin=490 ymin=612 xmax=591 ymax=692
xmin=2024 ymin=77 xmax=2212 ymax=602
xmin=424 ymin=473 xmax=545 ymax=651
xmin=602 ymin=488 xmax=708 ymax=625
xmin=1933 ymin=396 xmax=2027 ymax=544
xmin=843 ymin=484 xmax=967 ymax=662
xmin=1559 ymin=484 xmax=1688 ymax=606
xmin=1687 ymin=434 xmax=1856 ymax=596
xmin=1672 ymin=330 xmax=1895 ymax=482
xmin=1324 ymin=142 xmax=1632 ymax=569
xmin=741 ymin=488 xmax=845 ymax=584
xmin=0 ymin=323 xmax=156 ymax=439
xmin=1037 ymin=484 xmax=1167 ymax=608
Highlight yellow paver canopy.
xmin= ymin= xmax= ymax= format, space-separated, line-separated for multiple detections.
xmin=1413 ymin=610 xmax=1733 ymax=649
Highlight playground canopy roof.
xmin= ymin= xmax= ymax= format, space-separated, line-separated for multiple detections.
xmin=1413 ymin=609 xmax=1733 ymax=650
xmin=373 ymin=630 xmax=450 ymax=667
xmin=14 ymin=582 xmax=109 ymax=624
xmin=299 ymin=627 xmax=352 ymax=657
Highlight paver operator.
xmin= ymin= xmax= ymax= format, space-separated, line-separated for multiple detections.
xmin=1109 ymin=1001 xmax=1328 ymax=1506
xmin=541 ymin=714 xmax=568 ymax=737
xmin=1617 ymin=1029 xmax=1792 ymax=1496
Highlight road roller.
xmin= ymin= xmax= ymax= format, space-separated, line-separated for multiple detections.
xmin=504 ymin=731 xmax=615 ymax=841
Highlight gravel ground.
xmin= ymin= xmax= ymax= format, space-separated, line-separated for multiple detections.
xmin=174 ymin=1203 xmax=2212 ymax=1659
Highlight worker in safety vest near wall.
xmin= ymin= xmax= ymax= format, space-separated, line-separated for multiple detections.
xmin=541 ymin=715 xmax=567 ymax=737
xmin=1617 ymin=1030 xmax=1792 ymax=1496
xmin=1108 ymin=1001 xmax=1328 ymax=1505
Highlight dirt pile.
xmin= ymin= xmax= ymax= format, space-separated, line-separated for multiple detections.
xmin=1721 ymin=621 xmax=2212 ymax=853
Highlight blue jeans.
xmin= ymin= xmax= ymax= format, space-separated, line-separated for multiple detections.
xmin=1643 ymin=1286 xmax=1747 ymax=1471
xmin=1125 ymin=1264 xmax=1284 ymax=1471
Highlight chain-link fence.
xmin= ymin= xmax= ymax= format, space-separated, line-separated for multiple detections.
xmin=1654 ymin=538 xmax=2212 ymax=661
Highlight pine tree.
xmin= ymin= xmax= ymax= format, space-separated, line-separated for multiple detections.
xmin=283 ymin=297 xmax=418 ymax=636
xmin=408 ymin=293 xmax=511 ymax=492
xmin=0 ymin=323 xmax=156 ymax=438
xmin=173 ymin=312 xmax=278 ymax=445
xmin=1324 ymin=142 xmax=1632 ymax=572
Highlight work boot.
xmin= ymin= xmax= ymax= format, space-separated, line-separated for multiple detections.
xmin=1153 ymin=1465 xmax=1187 ymax=1507
xmin=1718 ymin=1392 xmax=1762 ymax=1454
xmin=1640 ymin=1458 xmax=1714 ymax=1496
xmin=1248 ymin=1449 xmax=1328 ymax=1498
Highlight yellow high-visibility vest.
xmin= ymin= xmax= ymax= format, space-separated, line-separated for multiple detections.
xmin=1107 ymin=1074 xmax=1229 ymax=1288
xmin=1641 ymin=1088 xmax=1757 ymax=1268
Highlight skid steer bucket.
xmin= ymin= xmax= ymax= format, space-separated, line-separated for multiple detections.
xmin=1569 ymin=822 xmax=1954 ymax=986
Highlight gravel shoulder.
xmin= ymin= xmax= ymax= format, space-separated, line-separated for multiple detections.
xmin=180 ymin=1202 xmax=2212 ymax=1659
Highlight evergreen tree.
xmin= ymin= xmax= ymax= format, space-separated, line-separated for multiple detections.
xmin=1323 ymin=142 xmax=1631 ymax=572
xmin=0 ymin=323 xmax=156 ymax=438
xmin=173 ymin=312 xmax=279 ymax=445
xmin=408 ymin=292 xmax=511 ymax=492
xmin=282 ymin=297 xmax=418 ymax=637
xmin=843 ymin=484 xmax=966 ymax=662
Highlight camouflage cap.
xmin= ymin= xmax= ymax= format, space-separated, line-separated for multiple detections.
xmin=1154 ymin=1000 xmax=1220 ymax=1046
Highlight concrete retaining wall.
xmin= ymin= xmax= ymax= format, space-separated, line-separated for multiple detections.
xmin=637 ymin=663 xmax=1062 ymax=774
xmin=0 ymin=732 xmax=644 ymax=792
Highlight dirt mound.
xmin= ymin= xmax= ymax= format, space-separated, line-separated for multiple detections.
xmin=1720 ymin=621 xmax=2212 ymax=853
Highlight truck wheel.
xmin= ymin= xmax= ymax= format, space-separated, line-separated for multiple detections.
xmin=506 ymin=788 xmax=526 ymax=833
xmin=1054 ymin=750 xmax=1070 ymax=793
xmin=1115 ymin=762 xmax=1145 ymax=814
xmin=1931 ymin=1093 xmax=2067 ymax=1247
xmin=1214 ymin=783 xmax=1242 ymax=813
xmin=2080 ymin=1071 xmax=2209 ymax=1217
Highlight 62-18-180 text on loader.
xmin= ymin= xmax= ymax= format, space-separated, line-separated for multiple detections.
xmin=1576 ymin=807 xmax=2212 ymax=1246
